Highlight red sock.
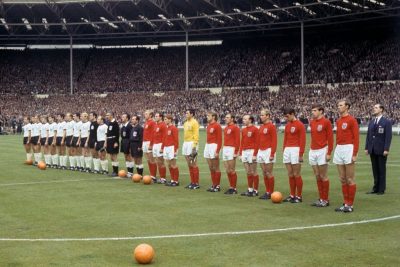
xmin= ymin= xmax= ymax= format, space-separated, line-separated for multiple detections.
xmin=322 ymin=179 xmax=330 ymax=201
xmin=147 ymin=162 xmax=153 ymax=176
xmin=227 ymin=172 xmax=232 ymax=187
xmin=215 ymin=171 xmax=221 ymax=186
xmin=289 ymin=176 xmax=296 ymax=197
xmin=174 ymin=167 xmax=179 ymax=181
xmin=151 ymin=163 xmax=158 ymax=177
xmin=268 ymin=176 xmax=275 ymax=194
xmin=264 ymin=176 xmax=269 ymax=193
xmin=210 ymin=170 xmax=216 ymax=186
xmin=253 ymin=175 xmax=259 ymax=191
xmin=160 ymin=166 xmax=167 ymax=179
xmin=168 ymin=167 xmax=174 ymax=180
xmin=193 ymin=166 xmax=200 ymax=184
xmin=295 ymin=176 xmax=303 ymax=198
xmin=247 ymin=175 xmax=254 ymax=189
xmin=317 ymin=178 xmax=323 ymax=200
xmin=348 ymin=184 xmax=356 ymax=206
xmin=231 ymin=172 xmax=237 ymax=188
xmin=189 ymin=166 xmax=194 ymax=183
xmin=342 ymin=184 xmax=349 ymax=205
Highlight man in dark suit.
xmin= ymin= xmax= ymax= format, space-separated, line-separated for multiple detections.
xmin=365 ymin=104 xmax=392 ymax=195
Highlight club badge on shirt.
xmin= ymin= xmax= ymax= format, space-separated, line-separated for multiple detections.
xmin=168 ymin=130 xmax=171 ymax=135
xmin=317 ymin=125 xmax=323 ymax=132
xmin=290 ymin=127 xmax=296 ymax=133
xmin=227 ymin=129 xmax=231 ymax=134
xmin=263 ymin=128 xmax=268 ymax=134
xmin=210 ymin=128 xmax=214 ymax=134
xmin=247 ymin=131 xmax=252 ymax=137
xmin=133 ymin=131 xmax=137 ymax=137
xmin=378 ymin=127 xmax=384 ymax=134
xmin=342 ymin=123 xmax=347 ymax=130
xmin=109 ymin=126 xmax=113 ymax=131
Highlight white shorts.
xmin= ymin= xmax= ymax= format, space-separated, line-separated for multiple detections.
xmin=283 ymin=147 xmax=300 ymax=164
xmin=163 ymin=146 xmax=177 ymax=160
xmin=222 ymin=146 xmax=235 ymax=161
xmin=309 ymin=146 xmax=328 ymax=166
xmin=142 ymin=141 xmax=151 ymax=153
xmin=182 ymin=141 xmax=197 ymax=156
xmin=241 ymin=149 xmax=255 ymax=163
xmin=257 ymin=148 xmax=276 ymax=164
xmin=152 ymin=143 xmax=163 ymax=158
xmin=204 ymin=143 xmax=218 ymax=159
xmin=333 ymin=144 xmax=354 ymax=165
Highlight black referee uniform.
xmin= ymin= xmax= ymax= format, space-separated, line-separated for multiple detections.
xmin=120 ymin=123 xmax=132 ymax=154
xmin=106 ymin=119 xmax=120 ymax=154
xmin=129 ymin=123 xmax=144 ymax=175
xmin=88 ymin=121 xmax=98 ymax=149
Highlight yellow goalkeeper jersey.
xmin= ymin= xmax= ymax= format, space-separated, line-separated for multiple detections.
xmin=183 ymin=118 xmax=199 ymax=146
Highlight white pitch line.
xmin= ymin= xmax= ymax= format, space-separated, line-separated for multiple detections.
xmin=1 ymin=214 xmax=399 ymax=242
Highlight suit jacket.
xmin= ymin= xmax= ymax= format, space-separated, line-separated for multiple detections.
xmin=365 ymin=116 xmax=392 ymax=155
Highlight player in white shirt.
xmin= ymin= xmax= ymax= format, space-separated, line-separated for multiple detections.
xmin=96 ymin=116 xmax=109 ymax=174
xmin=31 ymin=115 xmax=41 ymax=165
xmin=39 ymin=116 xmax=50 ymax=166
xmin=65 ymin=113 xmax=75 ymax=170
xmin=47 ymin=115 xmax=58 ymax=168
xmin=79 ymin=112 xmax=92 ymax=172
xmin=22 ymin=116 xmax=32 ymax=163
xmin=55 ymin=114 xmax=67 ymax=169
xmin=68 ymin=113 xmax=81 ymax=171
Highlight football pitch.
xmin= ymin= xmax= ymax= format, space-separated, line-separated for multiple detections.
xmin=0 ymin=131 xmax=399 ymax=266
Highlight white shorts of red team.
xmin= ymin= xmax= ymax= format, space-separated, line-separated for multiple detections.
xmin=257 ymin=148 xmax=276 ymax=164
xmin=222 ymin=146 xmax=235 ymax=161
xmin=182 ymin=141 xmax=198 ymax=156
xmin=204 ymin=143 xmax=219 ymax=159
xmin=309 ymin=146 xmax=328 ymax=166
xmin=283 ymin=147 xmax=300 ymax=164
xmin=241 ymin=149 xmax=256 ymax=163
xmin=333 ymin=144 xmax=354 ymax=165
xmin=163 ymin=146 xmax=177 ymax=160
xmin=152 ymin=143 xmax=163 ymax=158
xmin=142 ymin=141 xmax=151 ymax=153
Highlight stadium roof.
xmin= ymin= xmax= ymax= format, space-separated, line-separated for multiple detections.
xmin=0 ymin=0 xmax=399 ymax=44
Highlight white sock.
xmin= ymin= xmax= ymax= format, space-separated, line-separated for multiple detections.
xmin=62 ymin=156 xmax=67 ymax=167
xmin=126 ymin=161 xmax=132 ymax=169
xmin=44 ymin=155 xmax=50 ymax=165
xmin=112 ymin=161 xmax=119 ymax=167
xmin=94 ymin=158 xmax=100 ymax=171
xmin=101 ymin=160 xmax=108 ymax=171
xmin=76 ymin=156 xmax=81 ymax=168
xmin=34 ymin=153 xmax=41 ymax=163
xmin=52 ymin=155 xmax=59 ymax=166
xmin=70 ymin=156 xmax=75 ymax=168
xmin=85 ymin=157 xmax=92 ymax=170
xmin=80 ymin=156 xmax=85 ymax=168
xmin=26 ymin=153 xmax=32 ymax=161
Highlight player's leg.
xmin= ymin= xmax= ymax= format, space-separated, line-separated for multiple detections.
xmin=50 ymin=142 xmax=57 ymax=168
xmin=24 ymin=142 xmax=32 ymax=162
xmin=92 ymin=147 xmax=100 ymax=174
xmin=249 ymin=161 xmax=259 ymax=196
xmin=284 ymin=163 xmax=295 ymax=202
xmin=335 ymin=164 xmax=348 ymax=212
xmin=259 ymin=162 xmax=274 ymax=199
xmin=110 ymin=153 xmax=119 ymax=177
xmin=241 ymin=161 xmax=254 ymax=196
xmin=206 ymin=158 xmax=215 ymax=191
xmin=99 ymin=149 xmax=108 ymax=175
xmin=291 ymin=163 xmax=302 ymax=202
xmin=211 ymin=157 xmax=221 ymax=192
xmin=343 ymin=163 xmax=356 ymax=212
xmin=316 ymin=164 xmax=329 ymax=207
xmin=223 ymin=158 xmax=237 ymax=194
xmin=156 ymin=155 xmax=167 ymax=184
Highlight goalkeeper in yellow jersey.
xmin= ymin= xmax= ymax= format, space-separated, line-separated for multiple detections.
xmin=183 ymin=109 xmax=200 ymax=189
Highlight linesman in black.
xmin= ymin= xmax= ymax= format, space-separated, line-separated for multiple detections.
xmin=106 ymin=112 xmax=120 ymax=177
xmin=130 ymin=115 xmax=144 ymax=176
xmin=120 ymin=113 xmax=134 ymax=177
xmin=88 ymin=112 xmax=99 ymax=173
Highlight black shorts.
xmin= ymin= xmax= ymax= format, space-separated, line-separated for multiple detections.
xmin=79 ymin=137 xmax=88 ymax=148
xmin=120 ymin=139 xmax=130 ymax=154
xmin=106 ymin=139 xmax=119 ymax=154
xmin=72 ymin=137 xmax=79 ymax=148
xmin=31 ymin=136 xmax=39 ymax=145
xmin=56 ymin=136 xmax=63 ymax=146
xmin=23 ymin=137 xmax=29 ymax=145
xmin=130 ymin=142 xmax=143 ymax=158
xmin=40 ymin=138 xmax=47 ymax=146
xmin=65 ymin=136 xmax=73 ymax=147
xmin=95 ymin=141 xmax=106 ymax=152
xmin=88 ymin=138 xmax=96 ymax=149
xmin=48 ymin=137 xmax=54 ymax=145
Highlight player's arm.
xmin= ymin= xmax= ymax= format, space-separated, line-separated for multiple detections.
xmin=61 ymin=128 xmax=66 ymax=145
xmin=27 ymin=129 xmax=31 ymax=144
xmin=271 ymin=124 xmax=277 ymax=159
xmin=326 ymin=121 xmax=334 ymax=159
xmin=192 ymin=120 xmax=200 ymax=148
xmin=52 ymin=128 xmax=57 ymax=145
xmin=174 ymin=126 xmax=179 ymax=154
xmin=234 ymin=126 xmax=240 ymax=157
xmin=253 ymin=129 xmax=259 ymax=157
xmin=239 ymin=130 xmax=244 ymax=156
xmin=216 ymin=125 xmax=222 ymax=156
xmin=352 ymin=119 xmax=360 ymax=161
xmin=299 ymin=123 xmax=306 ymax=160
xmin=138 ymin=126 xmax=143 ymax=150
xmin=283 ymin=125 xmax=288 ymax=151
xmin=383 ymin=119 xmax=392 ymax=156
xmin=45 ymin=128 xmax=49 ymax=145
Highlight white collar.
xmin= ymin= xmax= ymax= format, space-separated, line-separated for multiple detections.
xmin=375 ymin=115 xmax=383 ymax=123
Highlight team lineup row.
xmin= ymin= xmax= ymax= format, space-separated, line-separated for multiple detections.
xmin=22 ymin=100 xmax=361 ymax=213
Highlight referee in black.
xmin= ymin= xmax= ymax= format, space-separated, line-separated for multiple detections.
xmin=88 ymin=112 xmax=99 ymax=173
xmin=120 ymin=113 xmax=133 ymax=177
xmin=365 ymin=104 xmax=392 ymax=195
xmin=106 ymin=112 xmax=120 ymax=177
xmin=130 ymin=115 xmax=144 ymax=176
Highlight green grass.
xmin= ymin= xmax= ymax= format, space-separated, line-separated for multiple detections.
xmin=0 ymin=130 xmax=399 ymax=266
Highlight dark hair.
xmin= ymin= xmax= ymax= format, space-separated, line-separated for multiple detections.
xmin=377 ymin=104 xmax=385 ymax=111
xmin=156 ymin=112 xmax=164 ymax=120
xmin=90 ymin=112 xmax=97 ymax=118
xmin=74 ymin=112 xmax=80 ymax=117
xmin=249 ymin=115 xmax=255 ymax=123
xmin=208 ymin=112 xmax=218 ymax=121
xmin=122 ymin=113 xmax=131 ymax=120
xmin=311 ymin=104 xmax=324 ymax=113
xmin=187 ymin=109 xmax=195 ymax=116
xmin=165 ymin=114 xmax=173 ymax=120
xmin=282 ymin=108 xmax=295 ymax=115
xmin=58 ymin=113 xmax=65 ymax=119
xmin=132 ymin=115 xmax=141 ymax=122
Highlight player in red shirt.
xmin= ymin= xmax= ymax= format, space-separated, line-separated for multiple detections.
xmin=282 ymin=108 xmax=306 ymax=203
xmin=204 ymin=112 xmax=223 ymax=192
xmin=153 ymin=112 xmax=167 ymax=183
xmin=162 ymin=114 xmax=180 ymax=186
xmin=333 ymin=100 xmax=359 ymax=213
xmin=222 ymin=114 xmax=240 ymax=194
xmin=309 ymin=104 xmax=334 ymax=207
xmin=239 ymin=115 xmax=259 ymax=197
xmin=143 ymin=110 xmax=157 ymax=182
xmin=257 ymin=109 xmax=277 ymax=200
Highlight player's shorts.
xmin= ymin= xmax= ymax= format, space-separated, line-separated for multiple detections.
xmin=48 ymin=137 xmax=54 ymax=146
xmin=241 ymin=149 xmax=255 ymax=163
xmin=182 ymin=141 xmax=197 ymax=156
xmin=88 ymin=137 xmax=96 ymax=149
xmin=40 ymin=137 xmax=47 ymax=146
xmin=23 ymin=137 xmax=29 ymax=145
xmin=95 ymin=141 xmax=106 ymax=152
xmin=142 ymin=141 xmax=151 ymax=153
xmin=309 ymin=146 xmax=328 ymax=166
xmin=31 ymin=136 xmax=39 ymax=145
xmin=71 ymin=137 xmax=79 ymax=148
xmin=222 ymin=146 xmax=235 ymax=161
xmin=152 ymin=143 xmax=163 ymax=158
xmin=333 ymin=144 xmax=354 ymax=165
xmin=130 ymin=142 xmax=143 ymax=158
xmin=65 ymin=136 xmax=73 ymax=147
xmin=56 ymin=137 xmax=63 ymax=146
xmin=79 ymin=137 xmax=87 ymax=148
xmin=106 ymin=139 xmax=119 ymax=154
xmin=257 ymin=148 xmax=276 ymax=164
xmin=163 ymin=146 xmax=177 ymax=160
xmin=203 ymin=143 xmax=218 ymax=159
xmin=283 ymin=147 xmax=300 ymax=164
xmin=120 ymin=139 xmax=130 ymax=154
